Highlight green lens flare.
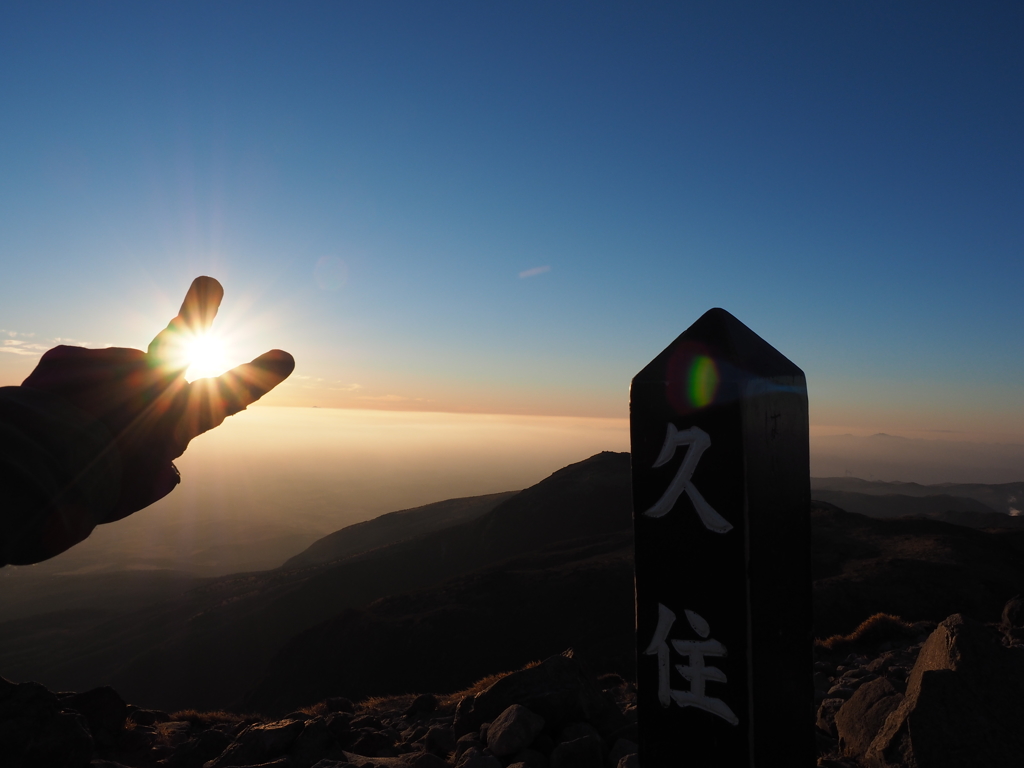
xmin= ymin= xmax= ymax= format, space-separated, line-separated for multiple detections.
xmin=688 ymin=355 xmax=719 ymax=408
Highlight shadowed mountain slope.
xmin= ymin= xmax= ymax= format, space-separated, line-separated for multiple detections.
xmin=810 ymin=489 xmax=1000 ymax=520
xmin=244 ymin=531 xmax=635 ymax=715
xmin=0 ymin=569 xmax=207 ymax=622
xmin=812 ymin=477 xmax=1024 ymax=515
xmin=282 ymin=491 xmax=519 ymax=569
xmin=0 ymin=452 xmax=632 ymax=712
xmin=811 ymin=502 xmax=1024 ymax=637
xmin=5 ymin=461 xmax=1024 ymax=715
xmin=245 ymin=501 xmax=1024 ymax=713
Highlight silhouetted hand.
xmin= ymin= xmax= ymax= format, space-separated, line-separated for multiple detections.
xmin=21 ymin=277 xmax=294 ymax=521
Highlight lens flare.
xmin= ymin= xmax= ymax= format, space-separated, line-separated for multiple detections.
xmin=182 ymin=333 xmax=229 ymax=381
xmin=688 ymin=355 xmax=719 ymax=408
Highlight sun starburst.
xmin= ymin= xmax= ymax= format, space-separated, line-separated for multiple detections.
xmin=181 ymin=332 xmax=229 ymax=381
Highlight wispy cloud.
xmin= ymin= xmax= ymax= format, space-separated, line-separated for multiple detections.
xmin=519 ymin=265 xmax=551 ymax=279
xmin=0 ymin=339 xmax=49 ymax=356
xmin=0 ymin=330 xmax=125 ymax=358
xmin=329 ymin=383 xmax=362 ymax=391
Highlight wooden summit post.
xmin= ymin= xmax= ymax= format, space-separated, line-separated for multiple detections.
xmin=630 ymin=308 xmax=812 ymax=767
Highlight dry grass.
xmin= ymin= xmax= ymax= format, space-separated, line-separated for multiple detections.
xmin=815 ymin=612 xmax=928 ymax=653
xmin=170 ymin=709 xmax=265 ymax=727
xmin=358 ymin=693 xmax=422 ymax=719
xmin=294 ymin=701 xmax=332 ymax=718
xmin=437 ymin=659 xmax=543 ymax=708
xmin=353 ymin=659 xmax=546 ymax=719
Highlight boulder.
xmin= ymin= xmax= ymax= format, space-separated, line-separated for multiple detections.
xmin=423 ymin=725 xmax=455 ymax=758
xmin=63 ymin=687 xmax=128 ymax=750
xmin=456 ymin=748 xmax=502 ymax=768
xmin=486 ymin=705 xmax=545 ymax=756
xmin=324 ymin=698 xmax=355 ymax=714
xmin=511 ymin=747 xmax=547 ymax=768
xmin=289 ymin=717 xmax=337 ymax=768
xmin=530 ymin=733 xmax=554 ymax=756
xmin=454 ymin=733 xmax=482 ymax=763
xmin=340 ymin=751 xmax=411 ymax=768
xmin=163 ymin=728 xmax=233 ymax=768
xmin=464 ymin=653 xmax=622 ymax=737
xmin=348 ymin=729 xmax=393 ymax=757
xmin=128 ymin=709 xmax=171 ymax=726
xmin=549 ymin=736 xmax=603 ymax=768
xmin=825 ymin=684 xmax=853 ymax=700
xmin=326 ymin=713 xmax=352 ymax=741
xmin=865 ymin=613 xmax=1024 ymax=767
xmin=557 ymin=723 xmax=600 ymax=745
xmin=1000 ymin=595 xmax=1024 ymax=630
xmin=834 ymin=677 xmax=902 ymax=758
xmin=814 ymin=698 xmax=845 ymax=738
xmin=205 ymin=718 xmax=305 ymax=767
xmin=604 ymin=723 xmax=636 ymax=746
xmin=117 ymin=724 xmax=157 ymax=754
xmin=1001 ymin=595 xmax=1024 ymax=644
xmin=0 ymin=676 xmax=93 ymax=768
xmin=605 ymin=738 xmax=636 ymax=768
xmin=403 ymin=753 xmax=447 ymax=768
xmin=453 ymin=696 xmax=476 ymax=737
xmin=403 ymin=695 xmax=438 ymax=720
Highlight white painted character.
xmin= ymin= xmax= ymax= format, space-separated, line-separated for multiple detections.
xmin=643 ymin=602 xmax=739 ymax=726
xmin=643 ymin=424 xmax=732 ymax=533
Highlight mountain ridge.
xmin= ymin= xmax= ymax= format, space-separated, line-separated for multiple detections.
xmin=0 ymin=452 xmax=633 ymax=712
xmin=3 ymin=457 xmax=1024 ymax=716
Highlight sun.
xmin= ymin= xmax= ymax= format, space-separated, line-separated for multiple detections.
xmin=182 ymin=332 xmax=230 ymax=381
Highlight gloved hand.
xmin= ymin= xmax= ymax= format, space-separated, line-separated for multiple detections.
xmin=21 ymin=276 xmax=294 ymax=522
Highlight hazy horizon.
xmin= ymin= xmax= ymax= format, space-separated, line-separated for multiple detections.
xmin=0 ymin=404 xmax=1019 ymax=580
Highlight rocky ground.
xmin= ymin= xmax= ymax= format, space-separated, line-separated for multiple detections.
xmin=813 ymin=597 xmax=1024 ymax=767
xmin=5 ymin=598 xmax=1023 ymax=768
xmin=0 ymin=652 xmax=639 ymax=768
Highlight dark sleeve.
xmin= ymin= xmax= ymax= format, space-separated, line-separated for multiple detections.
xmin=0 ymin=386 xmax=122 ymax=566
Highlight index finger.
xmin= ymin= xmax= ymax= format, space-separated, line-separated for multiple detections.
xmin=148 ymin=276 xmax=225 ymax=363
xmin=172 ymin=349 xmax=295 ymax=447
xmin=176 ymin=276 xmax=224 ymax=333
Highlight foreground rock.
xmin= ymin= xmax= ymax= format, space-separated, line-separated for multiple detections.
xmin=864 ymin=614 xmax=1024 ymax=767
xmin=453 ymin=653 xmax=625 ymax=738
xmin=16 ymin=606 xmax=1024 ymax=768
xmin=0 ymin=677 xmax=94 ymax=768
xmin=813 ymin=599 xmax=1024 ymax=767
xmin=0 ymin=652 xmax=636 ymax=768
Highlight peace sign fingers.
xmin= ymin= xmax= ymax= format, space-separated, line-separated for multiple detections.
xmin=148 ymin=276 xmax=225 ymax=367
xmin=170 ymin=349 xmax=295 ymax=454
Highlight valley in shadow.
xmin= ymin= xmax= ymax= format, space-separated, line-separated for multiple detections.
xmin=1 ymin=453 xmax=1023 ymax=716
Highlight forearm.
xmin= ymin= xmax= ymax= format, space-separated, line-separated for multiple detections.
xmin=0 ymin=386 xmax=122 ymax=566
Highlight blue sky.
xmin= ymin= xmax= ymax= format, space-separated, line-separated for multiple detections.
xmin=1 ymin=2 xmax=1022 ymax=437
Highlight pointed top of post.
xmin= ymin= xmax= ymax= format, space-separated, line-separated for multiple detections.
xmin=631 ymin=308 xmax=804 ymax=418
xmin=635 ymin=308 xmax=803 ymax=384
